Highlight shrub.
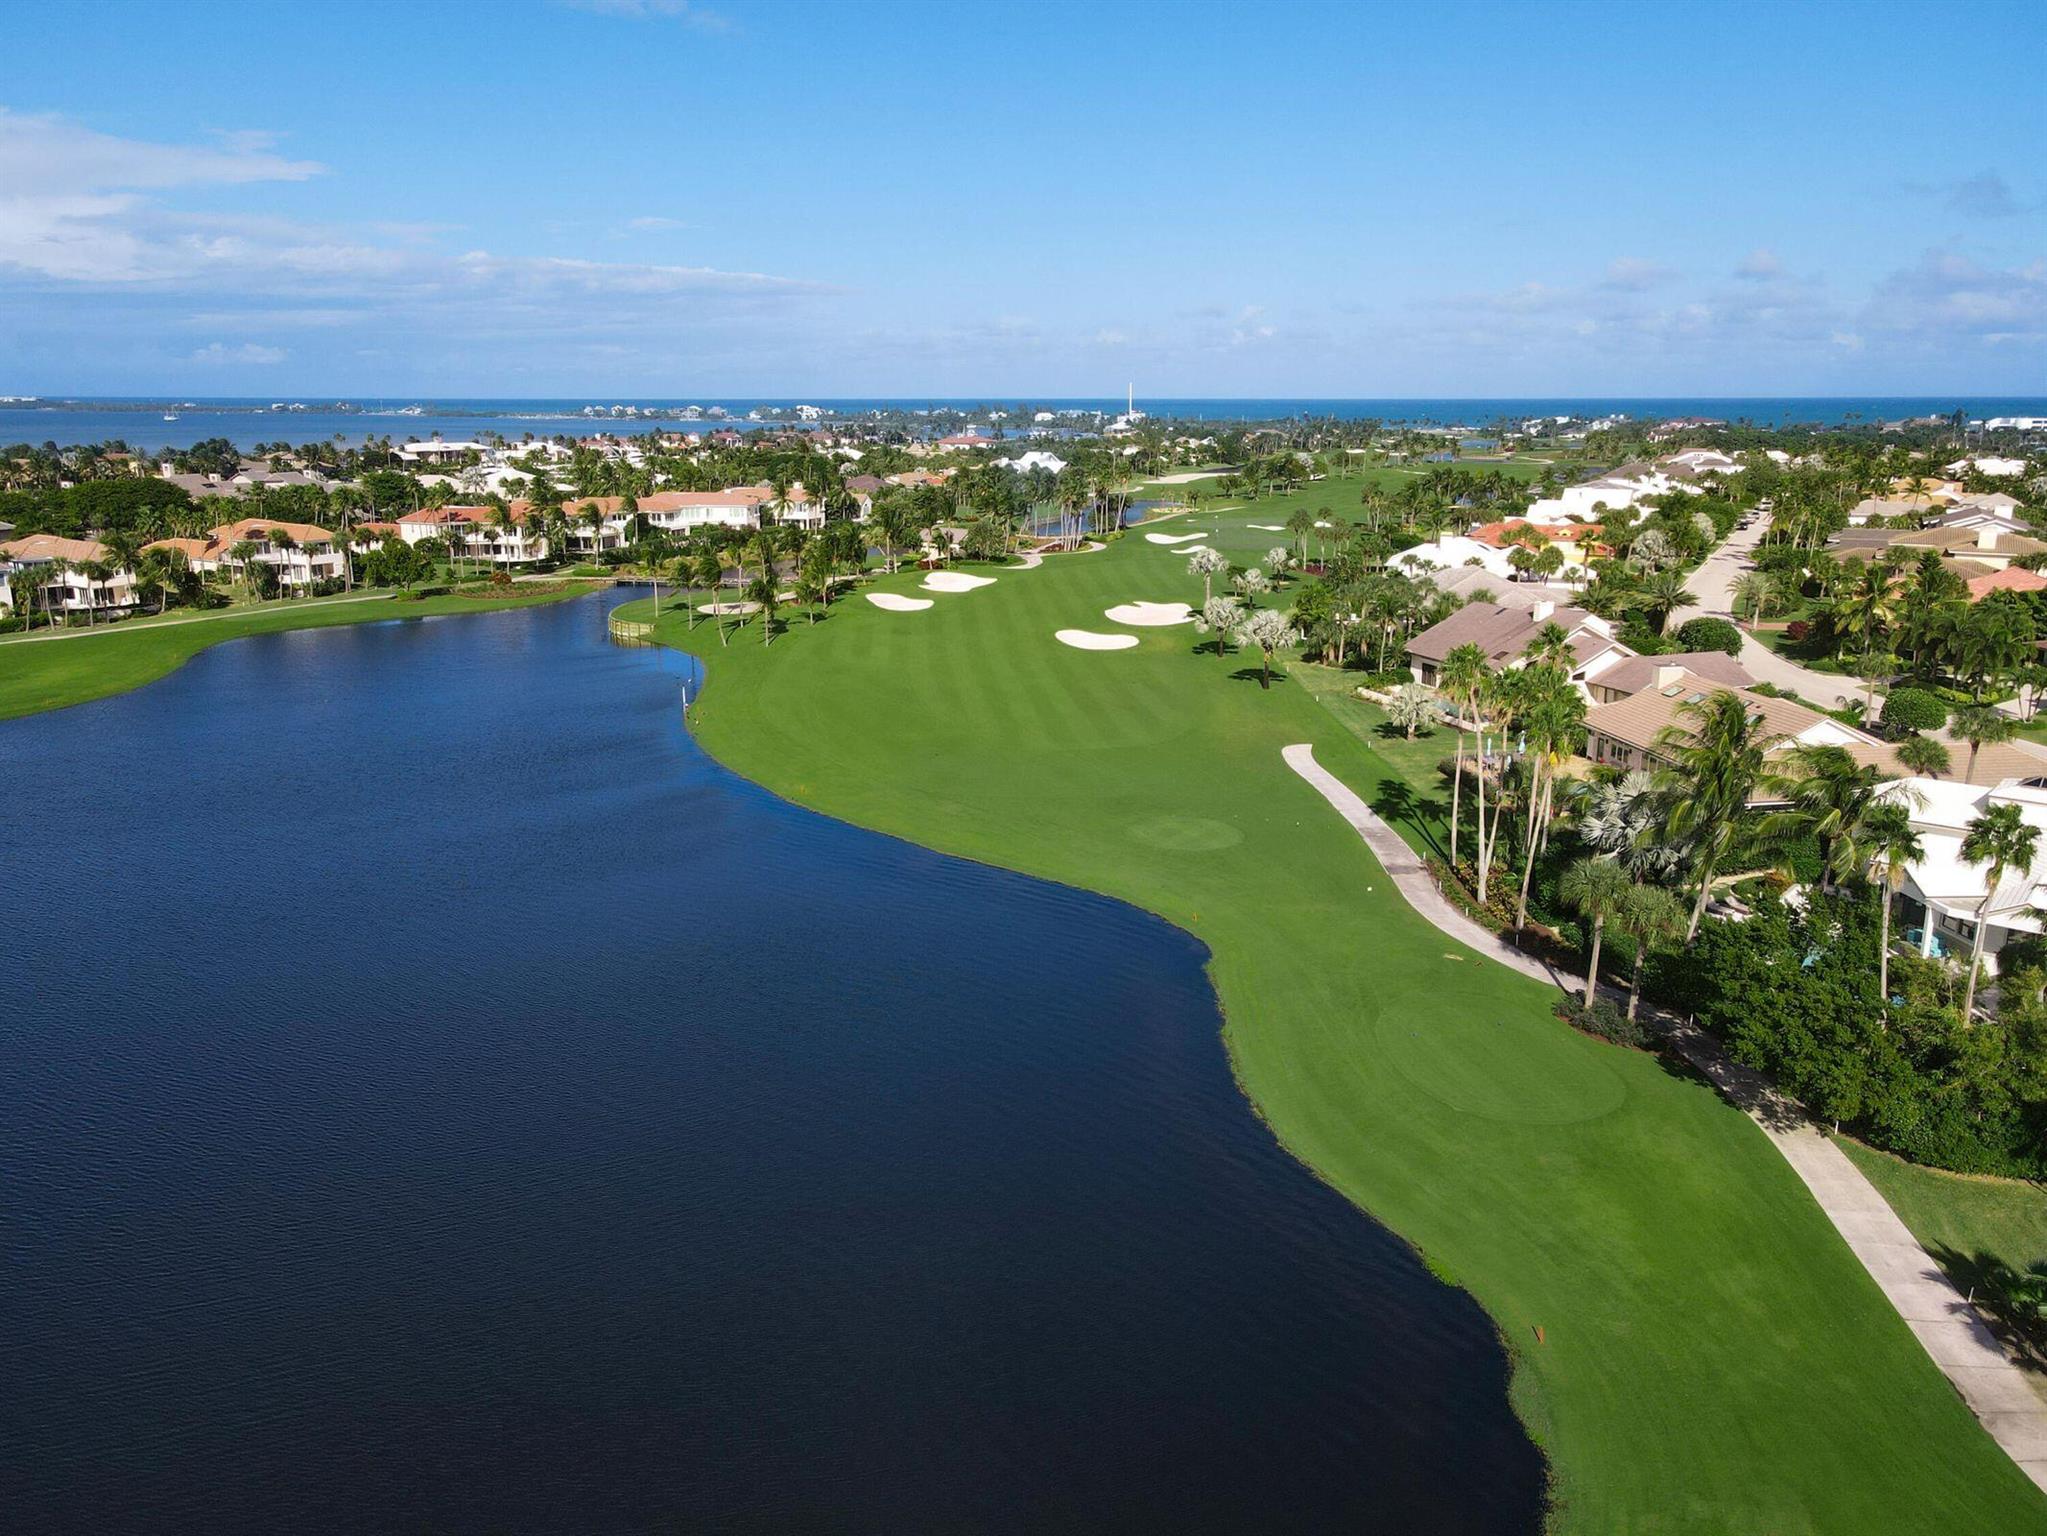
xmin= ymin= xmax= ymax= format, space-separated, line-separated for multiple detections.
xmin=1673 ymin=616 xmax=1743 ymax=656
xmin=1558 ymin=999 xmax=1648 ymax=1048
xmin=1880 ymin=687 xmax=1950 ymax=735
xmin=1784 ymin=619 xmax=1810 ymax=642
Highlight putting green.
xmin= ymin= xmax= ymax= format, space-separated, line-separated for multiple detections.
xmin=1127 ymin=814 xmax=1245 ymax=852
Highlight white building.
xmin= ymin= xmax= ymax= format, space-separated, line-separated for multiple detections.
xmin=1003 ymin=450 xmax=1068 ymax=476
xmin=1947 ymin=456 xmax=2029 ymax=478
xmin=0 ymin=534 xmax=140 ymax=618
xmin=1885 ymin=776 xmax=2047 ymax=975
xmin=1388 ymin=535 xmax=1519 ymax=582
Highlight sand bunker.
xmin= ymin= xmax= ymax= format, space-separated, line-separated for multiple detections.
xmin=921 ymin=571 xmax=997 ymax=593
xmin=866 ymin=593 xmax=934 ymax=612
xmin=1103 ymin=601 xmax=1193 ymax=627
xmin=1056 ymin=629 xmax=1140 ymax=651
xmin=1313 ymin=519 xmax=1334 ymax=528
xmin=1249 ymin=523 xmax=1285 ymax=531
xmin=700 ymin=600 xmax=760 ymax=616
xmin=1144 ymin=532 xmax=1207 ymax=545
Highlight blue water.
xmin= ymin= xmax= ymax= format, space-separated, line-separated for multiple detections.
xmin=4 ymin=395 xmax=2043 ymax=453
xmin=0 ymin=594 xmax=1541 ymax=1534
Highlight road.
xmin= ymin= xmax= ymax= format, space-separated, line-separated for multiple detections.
xmin=1669 ymin=515 xmax=1863 ymax=711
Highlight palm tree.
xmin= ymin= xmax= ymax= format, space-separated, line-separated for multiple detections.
xmin=1187 ymin=545 xmax=1229 ymax=604
xmin=1613 ymin=883 xmax=1687 ymax=1021
xmin=1863 ymin=800 xmax=1924 ymax=1013
xmin=1387 ymin=682 xmax=1436 ymax=739
xmin=746 ymin=570 xmax=779 ymax=646
xmin=1730 ymin=569 xmax=1775 ymax=629
xmin=1558 ymin=857 xmax=1630 ymax=1007
xmin=1959 ymin=802 xmax=2040 ymax=1021
xmin=1512 ymin=665 xmax=1587 ymax=935
xmin=1655 ymin=690 xmax=1790 ymax=940
xmin=1639 ymin=569 xmax=1698 ymax=634
xmin=1951 ymin=704 xmax=2017 ymax=783
xmin=1440 ymin=642 xmax=1489 ymax=874
xmin=690 ymin=548 xmax=725 ymax=639
xmin=228 ymin=539 xmax=259 ymax=601
xmin=1774 ymin=744 xmax=1884 ymax=889
xmin=1195 ymin=595 xmax=1241 ymax=659
xmin=1896 ymin=733 xmax=1952 ymax=778
xmin=1286 ymin=506 xmax=1317 ymax=566
xmin=1232 ymin=606 xmax=1297 ymax=689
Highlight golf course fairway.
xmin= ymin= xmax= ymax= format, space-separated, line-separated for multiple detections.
xmin=628 ymin=515 xmax=2047 ymax=1534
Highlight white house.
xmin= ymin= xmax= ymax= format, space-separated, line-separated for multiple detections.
xmin=396 ymin=439 xmax=494 ymax=465
xmin=637 ymin=488 xmax=774 ymax=534
xmin=1885 ymin=776 xmax=2047 ymax=975
xmin=1948 ymin=457 xmax=2029 ymax=478
xmin=0 ymin=534 xmax=140 ymax=618
xmin=1388 ymin=534 xmax=1519 ymax=582
xmin=1003 ymin=450 xmax=1068 ymax=476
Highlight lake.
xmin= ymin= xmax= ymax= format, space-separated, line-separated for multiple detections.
xmin=0 ymin=593 xmax=1542 ymax=1533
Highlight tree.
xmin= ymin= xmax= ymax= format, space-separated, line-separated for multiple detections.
xmin=1896 ymin=733 xmax=1952 ymax=778
xmin=1232 ymin=606 xmax=1297 ymax=689
xmin=1775 ymin=744 xmax=1884 ymax=889
xmin=691 ymin=548 xmax=726 ymax=639
xmin=1558 ymin=857 xmax=1630 ymax=1006
xmin=1387 ymin=682 xmax=1437 ymax=739
xmin=1960 ymin=803 xmax=2039 ymax=1022
xmin=1731 ymin=569 xmax=1777 ymax=628
xmin=1952 ymin=704 xmax=2017 ymax=783
xmin=1440 ymin=642 xmax=1489 ymax=875
xmin=1638 ymin=569 xmax=1697 ymax=634
xmin=1286 ymin=507 xmax=1318 ymax=566
xmin=1655 ymin=690 xmax=1790 ymax=940
xmin=1673 ymin=616 xmax=1743 ymax=656
xmin=1614 ymin=883 xmax=1686 ymax=1021
xmin=1194 ymin=595 xmax=1242 ymax=659
xmin=1879 ymin=687 xmax=1949 ymax=736
xmin=1863 ymin=800 xmax=1924 ymax=1013
xmin=1187 ymin=545 xmax=1229 ymax=605
xmin=746 ymin=569 xmax=779 ymax=646
xmin=1511 ymin=663 xmax=1587 ymax=935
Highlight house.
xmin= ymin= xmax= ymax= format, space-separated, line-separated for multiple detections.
xmin=148 ymin=517 xmax=346 ymax=590
xmin=1582 ymin=672 xmax=1896 ymax=783
xmin=1947 ymin=457 xmax=2029 ymax=478
xmin=1405 ymin=599 xmax=1631 ymax=694
xmin=395 ymin=439 xmax=493 ymax=465
xmin=1884 ymin=776 xmax=2047 ymax=974
xmin=559 ymin=495 xmax=634 ymax=554
xmin=1848 ymin=495 xmax=1944 ymax=526
xmin=1935 ymin=502 xmax=2030 ymax=537
xmin=637 ymin=488 xmax=774 ymax=534
xmin=936 ymin=432 xmax=996 ymax=450
xmin=1889 ymin=525 xmax=2047 ymax=572
xmin=1583 ymin=650 xmax=1752 ymax=704
xmin=0 ymin=534 xmax=140 ymax=618
xmin=1966 ymin=567 xmax=2047 ymax=603
xmin=888 ymin=469 xmax=952 ymax=490
xmin=1002 ymin=451 xmax=1068 ymax=476
xmin=395 ymin=505 xmax=480 ymax=544
xmin=1388 ymin=535 xmax=1518 ymax=582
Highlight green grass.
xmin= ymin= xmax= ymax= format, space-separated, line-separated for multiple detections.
xmin=1841 ymin=1139 xmax=2047 ymax=1294
xmin=0 ymin=582 xmax=600 ymax=720
xmin=625 ymin=513 xmax=2046 ymax=1533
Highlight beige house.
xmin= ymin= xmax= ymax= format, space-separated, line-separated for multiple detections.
xmin=0 ymin=534 xmax=140 ymax=619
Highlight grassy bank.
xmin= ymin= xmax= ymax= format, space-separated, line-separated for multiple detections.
xmin=627 ymin=517 xmax=2045 ymax=1531
xmin=0 ymin=582 xmax=600 ymax=721
xmin=1842 ymin=1139 xmax=2047 ymax=1298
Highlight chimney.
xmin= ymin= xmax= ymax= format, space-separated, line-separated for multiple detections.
xmin=1978 ymin=526 xmax=1999 ymax=550
xmin=1654 ymin=664 xmax=1685 ymax=689
xmin=1531 ymin=600 xmax=1555 ymax=623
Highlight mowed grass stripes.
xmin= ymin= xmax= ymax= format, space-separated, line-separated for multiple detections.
xmin=631 ymin=522 xmax=2047 ymax=1535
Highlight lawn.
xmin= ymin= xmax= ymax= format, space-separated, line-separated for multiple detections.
xmin=623 ymin=509 xmax=2047 ymax=1532
xmin=1841 ymin=1139 xmax=2047 ymax=1299
xmin=0 ymin=581 xmax=601 ymax=720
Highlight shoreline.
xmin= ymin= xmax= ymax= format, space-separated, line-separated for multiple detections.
xmin=618 ymin=531 xmax=2047 ymax=1531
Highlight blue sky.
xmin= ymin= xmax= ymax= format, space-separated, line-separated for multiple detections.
xmin=1 ymin=0 xmax=2041 ymax=397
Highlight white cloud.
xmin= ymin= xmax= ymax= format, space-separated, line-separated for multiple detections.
xmin=624 ymin=215 xmax=685 ymax=231
xmin=191 ymin=341 xmax=286 ymax=365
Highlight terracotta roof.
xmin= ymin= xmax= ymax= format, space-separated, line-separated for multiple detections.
xmin=143 ymin=537 xmax=211 ymax=561
xmin=1967 ymin=567 xmax=2047 ymax=601
xmin=203 ymin=517 xmax=334 ymax=547
xmin=1 ymin=533 xmax=109 ymax=563
xmin=639 ymin=488 xmax=773 ymax=510
xmin=397 ymin=506 xmax=478 ymax=526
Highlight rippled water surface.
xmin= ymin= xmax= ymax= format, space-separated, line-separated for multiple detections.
xmin=0 ymin=594 xmax=1541 ymax=1533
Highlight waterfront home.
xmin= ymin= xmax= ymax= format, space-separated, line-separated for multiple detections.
xmin=1405 ymin=599 xmax=1631 ymax=695
xmin=0 ymin=534 xmax=140 ymax=619
xmin=395 ymin=439 xmax=493 ymax=464
xmin=395 ymin=505 xmax=480 ymax=544
xmin=149 ymin=517 xmax=347 ymax=591
xmin=1884 ymin=775 xmax=2047 ymax=972
xmin=637 ymin=487 xmax=774 ymax=534
xmin=1582 ymin=672 xmax=1896 ymax=785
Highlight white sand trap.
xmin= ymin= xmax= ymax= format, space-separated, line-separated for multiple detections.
xmin=866 ymin=592 xmax=934 ymax=612
xmin=1104 ymin=600 xmax=1193 ymax=627
xmin=1057 ymin=629 xmax=1140 ymax=651
xmin=1313 ymin=519 xmax=1334 ymax=528
xmin=1145 ymin=532 xmax=1207 ymax=545
xmin=1249 ymin=523 xmax=1285 ymax=531
xmin=921 ymin=571 xmax=997 ymax=593
xmin=700 ymin=600 xmax=760 ymax=616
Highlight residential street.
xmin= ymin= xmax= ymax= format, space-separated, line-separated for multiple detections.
xmin=1670 ymin=515 xmax=1864 ymax=711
